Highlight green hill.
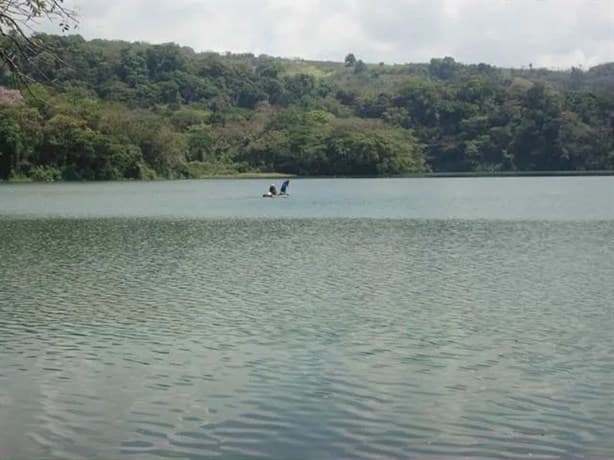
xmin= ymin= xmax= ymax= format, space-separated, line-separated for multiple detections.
xmin=1 ymin=34 xmax=613 ymax=180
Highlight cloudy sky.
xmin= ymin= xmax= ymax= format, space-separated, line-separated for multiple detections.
xmin=50 ymin=0 xmax=614 ymax=68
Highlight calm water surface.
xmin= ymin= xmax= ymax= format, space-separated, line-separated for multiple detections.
xmin=1 ymin=178 xmax=613 ymax=459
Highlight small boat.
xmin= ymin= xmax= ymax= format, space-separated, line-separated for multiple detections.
xmin=262 ymin=179 xmax=290 ymax=198
xmin=262 ymin=193 xmax=289 ymax=198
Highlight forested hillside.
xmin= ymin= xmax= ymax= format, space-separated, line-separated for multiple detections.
xmin=1 ymin=34 xmax=613 ymax=180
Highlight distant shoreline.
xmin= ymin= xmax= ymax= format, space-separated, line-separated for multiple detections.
xmin=3 ymin=170 xmax=614 ymax=183
xmin=405 ymin=170 xmax=614 ymax=178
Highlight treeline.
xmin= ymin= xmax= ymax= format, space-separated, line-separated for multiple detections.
xmin=0 ymin=34 xmax=613 ymax=180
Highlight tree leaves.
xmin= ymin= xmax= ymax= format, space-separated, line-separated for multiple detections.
xmin=0 ymin=0 xmax=77 ymax=88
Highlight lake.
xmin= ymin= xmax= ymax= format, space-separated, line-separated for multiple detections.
xmin=1 ymin=177 xmax=614 ymax=459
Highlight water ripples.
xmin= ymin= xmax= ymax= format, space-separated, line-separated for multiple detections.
xmin=1 ymin=218 xmax=614 ymax=459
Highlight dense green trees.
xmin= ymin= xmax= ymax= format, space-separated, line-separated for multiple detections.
xmin=0 ymin=35 xmax=613 ymax=180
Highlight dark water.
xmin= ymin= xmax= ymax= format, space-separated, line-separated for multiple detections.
xmin=1 ymin=178 xmax=614 ymax=459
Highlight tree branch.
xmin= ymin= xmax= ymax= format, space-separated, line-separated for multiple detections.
xmin=0 ymin=0 xmax=77 ymax=89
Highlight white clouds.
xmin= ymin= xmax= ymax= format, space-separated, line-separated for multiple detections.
xmin=48 ymin=0 xmax=614 ymax=68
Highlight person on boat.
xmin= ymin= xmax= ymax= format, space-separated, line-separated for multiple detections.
xmin=280 ymin=179 xmax=290 ymax=195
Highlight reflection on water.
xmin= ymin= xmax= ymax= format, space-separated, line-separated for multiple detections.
xmin=1 ymin=217 xmax=614 ymax=459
